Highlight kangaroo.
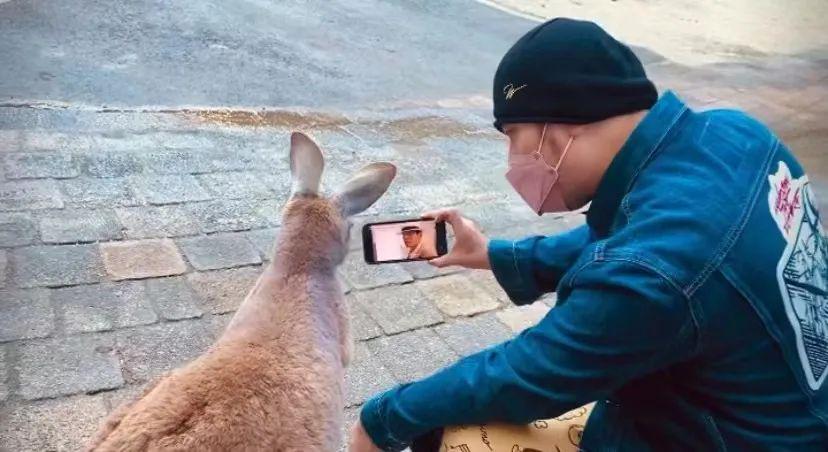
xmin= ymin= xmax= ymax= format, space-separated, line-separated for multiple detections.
xmin=87 ymin=132 xmax=397 ymax=452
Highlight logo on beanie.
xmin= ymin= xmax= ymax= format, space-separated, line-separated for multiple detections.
xmin=503 ymin=83 xmax=527 ymax=100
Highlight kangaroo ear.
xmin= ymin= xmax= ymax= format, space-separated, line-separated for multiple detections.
xmin=289 ymin=132 xmax=324 ymax=197
xmin=333 ymin=163 xmax=396 ymax=217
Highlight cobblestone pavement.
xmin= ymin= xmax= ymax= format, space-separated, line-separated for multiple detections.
xmin=0 ymin=53 xmax=826 ymax=450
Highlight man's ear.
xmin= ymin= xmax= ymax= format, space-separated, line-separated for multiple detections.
xmin=333 ymin=162 xmax=396 ymax=217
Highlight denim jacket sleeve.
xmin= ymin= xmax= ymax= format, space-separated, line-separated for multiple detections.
xmin=360 ymin=258 xmax=696 ymax=451
xmin=488 ymin=224 xmax=592 ymax=305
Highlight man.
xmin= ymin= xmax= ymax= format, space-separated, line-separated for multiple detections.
xmin=350 ymin=18 xmax=828 ymax=451
xmin=401 ymin=225 xmax=437 ymax=259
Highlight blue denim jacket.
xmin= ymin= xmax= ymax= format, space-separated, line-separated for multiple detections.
xmin=361 ymin=92 xmax=828 ymax=451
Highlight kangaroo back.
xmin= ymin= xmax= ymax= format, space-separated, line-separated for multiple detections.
xmin=87 ymin=132 xmax=396 ymax=451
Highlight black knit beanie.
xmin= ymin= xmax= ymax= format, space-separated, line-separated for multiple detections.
xmin=493 ymin=18 xmax=657 ymax=131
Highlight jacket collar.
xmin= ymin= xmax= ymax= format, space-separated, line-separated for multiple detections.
xmin=586 ymin=91 xmax=690 ymax=236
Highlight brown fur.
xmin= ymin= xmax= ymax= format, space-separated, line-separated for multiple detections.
xmin=87 ymin=195 xmax=356 ymax=452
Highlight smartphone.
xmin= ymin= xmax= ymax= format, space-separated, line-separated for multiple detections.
xmin=363 ymin=218 xmax=448 ymax=264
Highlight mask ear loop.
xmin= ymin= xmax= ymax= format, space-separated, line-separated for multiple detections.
xmin=554 ymin=135 xmax=575 ymax=170
xmin=536 ymin=123 xmax=548 ymax=155
xmin=531 ymin=123 xmax=549 ymax=164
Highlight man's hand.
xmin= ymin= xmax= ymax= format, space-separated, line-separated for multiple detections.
xmin=423 ymin=209 xmax=491 ymax=270
xmin=348 ymin=421 xmax=381 ymax=452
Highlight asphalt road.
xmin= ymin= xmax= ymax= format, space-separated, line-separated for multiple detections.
xmin=0 ymin=0 xmax=670 ymax=109
xmin=0 ymin=0 xmax=526 ymax=108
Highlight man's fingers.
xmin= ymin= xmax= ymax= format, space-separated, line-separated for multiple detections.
xmin=420 ymin=209 xmax=445 ymax=220
xmin=421 ymin=209 xmax=454 ymax=223
xmin=428 ymin=254 xmax=454 ymax=268
xmin=422 ymin=208 xmax=463 ymax=229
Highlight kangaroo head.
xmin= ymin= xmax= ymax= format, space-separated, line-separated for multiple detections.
xmin=277 ymin=132 xmax=396 ymax=270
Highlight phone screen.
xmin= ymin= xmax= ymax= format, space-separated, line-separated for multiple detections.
xmin=363 ymin=219 xmax=447 ymax=264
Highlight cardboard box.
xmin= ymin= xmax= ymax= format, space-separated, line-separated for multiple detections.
xmin=438 ymin=404 xmax=593 ymax=452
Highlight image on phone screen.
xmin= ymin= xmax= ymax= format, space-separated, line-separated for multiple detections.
xmin=362 ymin=218 xmax=447 ymax=264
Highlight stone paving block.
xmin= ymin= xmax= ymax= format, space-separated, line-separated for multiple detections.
xmin=346 ymin=294 xmax=383 ymax=341
xmin=0 ymin=289 xmax=54 ymax=342
xmin=0 ymin=129 xmax=21 ymax=153
xmin=397 ymin=178 xmax=477 ymax=211
xmin=141 ymin=149 xmax=209 ymax=175
xmin=0 ymin=179 xmax=64 ymax=210
xmin=130 ymin=174 xmax=211 ymax=205
xmin=61 ymin=177 xmax=141 ymax=207
xmin=367 ymin=329 xmax=457 ymax=382
xmin=22 ymin=131 xmax=94 ymax=152
xmin=246 ymin=227 xmax=280 ymax=260
xmin=13 ymin=244 xmax=104 ymax=287
xmin=681 ymin=87 xmax=723 ymax=106
xmin=788 ymin=84 xmax=828 ymax=109
xmin=214 ymin=148 xmax=265 ymax=172
xmin=0 ymin=394 xmax=109 ymax=452
xmin=354 ymin=284 xmax=443 ymax=335
xmin=255 ymin=198 xmax=285 ymax=226
xmin=391 ymin=145 xmax=466 ymax=181
xmin=0 ymin=345 xmax=8 ymax=401
xmin=177 ymin=233 xmax=261 ymax=271
xmin=209 ymin=312 xmax=234 ymax=339
xmin=187 ymin=266 xmax=261 ymax=314
xmin=528 ymin=211 xmax=586 ymax=235
xmin=91 ymin=133 xmax=159 ymax=152
xmin=0 ymin=249 xmax=5 ymax=288
xmin=251 ymin=145 xmax=292 ymax=174
xmin=149 ymin=132 xmax=217 ymax=150
xmin=339 ymin=253 xmax=413 ymax=291
xmin=101 ymin=239 xmax=187 ymax=280
xmin=496 ymin=302 xmax=551 ymax=333
xmin=435 ymin=313 xmax=514 ymax=357
xmin=750 ymin=104 xmax=799 ymax=131
xmin=256 ymin=171 xmax=292 ymax=200
xmin=81 ymin=152 xmax=143 ymax=177
xmin=96 ymin=133 xmax=214 ymax=152
xmin=116 ymin=204 xmax=202 ymax=239
xmin=464 ymin=270 xmax=509 ymax=303
xmin=18 ymin=334 xmax=124 ymax=400
xmin=53 ymin=282 xmax=158 ymax=334
xmin=142 ymin=149 xmax=257 ymax=175
xmin=4 ymin=152 xmax=80 ymax=179
xmin=115 ymin=319 xmax=214 ymax=383
xmin=461 ymin=172 xmax=515 ymax=205
xmin=39 ymin=209 xmax=123 ymax=244
xmin=488 ymin=218 xmax=572 ymax=241
xmin=0 ymin=212 xmax=37 ymax=246
xmin=345 ymin=342 xmax=398 ymax=407
xmin=339 ymin=407 xmax=360 ymax=452
xmin=400 ymin=260 xmax=462 ymax=280
xmin=103 ymin=383 xmax=146 ymax=412
xmin=188 ymin=200 xmax=270 ymax=233
xmin=197 ymin=172 xmax=274 ymax=199
xmin=417 ymin=274 xmax=499 ymax=317
xmin=459 ymin=200 xmax=538 ymax=233
xmin=145 ymin=276 xmax=204 ymax=320
xmin=362 ymin=185 xmax=429 ymax=217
